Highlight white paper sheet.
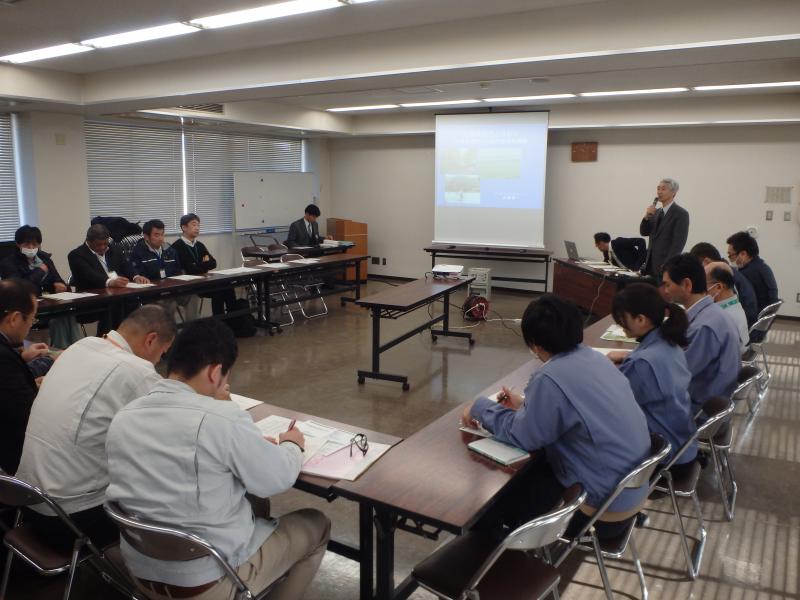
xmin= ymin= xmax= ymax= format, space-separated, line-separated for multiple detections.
xmin=230 ymin=394 xmax=261 ymax=411
xmin=255 ymin=415 xmax=294 ymax=438
xmin=126 ymin=282 xmax=156 ymax=288
xmin=42 ymin=292 xmax=98 ymax=301
xmin=168 ymin=274 xmax=205 ymax=281
xmin=257 ymin=263 xmax=291 ymax=269
xmin=592 ymin=347 xmax=633 ymax=356
xmin=208 ymin=267 xmax=260 ymax=275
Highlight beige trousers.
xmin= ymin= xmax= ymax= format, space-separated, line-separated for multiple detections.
xmin=139 ymin=509 xmax=330 ymax=600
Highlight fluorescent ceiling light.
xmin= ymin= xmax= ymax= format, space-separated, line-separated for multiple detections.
xmin=579 ymin=87 xmax=689 ymax=97
xmin=711 ymin=118 xmax=800 ymax=124
xmin=0 ymin=43 xmax=93 ymax=64
xmin=82 ymin=23 xmax=199 ymax=49
xmin=190 ymin=0 xmax=341 ymax=29
xmin=693 ymin=81 xmax=800 ymax=91
xmin=328 ymin=104 xmax=399 ymax=112
xmin=399 ymin=99 xmax=481 ymax=107
xmin=483 ymin=94 xmax=576 ymax=102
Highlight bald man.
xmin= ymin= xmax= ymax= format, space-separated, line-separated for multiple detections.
xmin=705 ymin=261 xmax=749 ymax=354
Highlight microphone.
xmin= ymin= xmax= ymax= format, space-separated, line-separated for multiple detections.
xmin=652 ymin=197 xmax=658 ymax=207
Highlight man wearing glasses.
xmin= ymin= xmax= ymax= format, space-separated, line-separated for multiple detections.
xmin=725 ymin=231 xmax=779 ymax=315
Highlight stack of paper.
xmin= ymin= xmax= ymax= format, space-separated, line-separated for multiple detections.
xmin=600 ymin=324 xmax=639 ymax=344
xmin=468 ymin=438 xmax=529 ymax=466
xmin=169 ymin=274 xmax=205 ymax=281
xmin=257 ymin=263 xmax=291 ymax=269
xmin=42 ymin=291 xmax=98 ymax=301
xmin=209 ymin=266 xmax=260 ymax=275
xmin=289 ymin=258 xmax=321 ymax=265
xmin=126 ymin=282 xmax=156 ymax=288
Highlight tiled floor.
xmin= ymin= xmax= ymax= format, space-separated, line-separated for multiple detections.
xmin=8 ymin=281 xmax=800 ymax=599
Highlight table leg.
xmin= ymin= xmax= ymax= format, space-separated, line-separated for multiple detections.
xmin=431 ymin=291 xmax=474 ymax=345
xmin=374 ymin=510 xmax=395 ymax=600
xmin=357 ymin=307 xmax=410 ymax=389
xmin=341 ymin=259 xmax=363 ymax=305
xmin=545 ymin=257 xmax=550 ymax=293
xmin=360 ymin=504 xmax=374 ymax=600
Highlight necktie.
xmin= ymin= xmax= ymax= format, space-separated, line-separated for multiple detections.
xmin=307 ymin=222 xmax=312 ymax=240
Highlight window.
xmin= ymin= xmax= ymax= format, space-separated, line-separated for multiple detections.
xmin=185 ymin=130 xmax=302 ymax=233
xmin=86 ymin=122 xmax=303 ymax=234
xmin=85 ymin=122 xmax=184 ymax=232
xmin=0 ymin=114 xmax=20 ymax=240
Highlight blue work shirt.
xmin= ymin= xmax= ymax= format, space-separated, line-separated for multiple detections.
xmin=130 ymin=239 xmax=181 ymax=281
xmin=685 ymin=295 xmax=740 ymax=414
xmin=471 ymin=345 xmax=651 ymax=513
xmin=739 ymin=256 xmax=779 ymax=315
xmin=618 ymin=328 xmax=697 ymax=465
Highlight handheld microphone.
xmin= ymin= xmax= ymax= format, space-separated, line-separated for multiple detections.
xmin=652 ymin=197 xmax=658 ymax=207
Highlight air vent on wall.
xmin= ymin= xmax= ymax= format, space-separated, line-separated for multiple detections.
xmin=177 ymin=104 xmax=224 ymax=114
xmin=392 ymin=86 xmax=444 ymax=95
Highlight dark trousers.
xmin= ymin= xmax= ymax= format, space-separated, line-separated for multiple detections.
xmin=206 ymin=289 xmax=237 ymax=315
xmin=476 ymin=457 xmax=631 ymax=541
xmin=24 ymin=504 xmax=119 ymax=551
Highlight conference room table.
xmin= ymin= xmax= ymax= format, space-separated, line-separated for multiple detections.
xmin=355 ymin=276 xmax=475 ymax=391
xmin=552 ymin=257 xmax=643 ymax=318
xmin=244 ymin=399 xmax=401 ymax=600
xmin=36 ymin=253 xmax=369 ymax=331
xmin=334 ymin=314 xmax=636 ymax=600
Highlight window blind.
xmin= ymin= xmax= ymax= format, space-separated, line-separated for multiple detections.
xmin=0 ymin=114 xmax=20 ymax=240
xmin=85 ymin=121 xmax=184 ymax=232
xmin=185 ymin=131 xmax=302 ymax=233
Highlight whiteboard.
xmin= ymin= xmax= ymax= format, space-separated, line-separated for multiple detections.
xmin=234 ymin=171 xmax=315 ymax=230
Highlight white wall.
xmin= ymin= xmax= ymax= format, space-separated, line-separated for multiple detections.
xmin=328 ymin=125 xmax=800 ymax=316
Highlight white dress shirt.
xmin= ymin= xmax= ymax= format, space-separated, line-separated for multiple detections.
xmin=16 ymin=331 xmax=161 ymax=515
xmin=106 ymin=379 xmax=303 ymax=587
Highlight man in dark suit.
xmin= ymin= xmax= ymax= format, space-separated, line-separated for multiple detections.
xmin=0 ymin=225 xmax=67 ymax=296
xmin=68 ymin=224 xmax=149 ymax=335
xmin=286 ymin=204 xmax=326 ymax=248
xmin=689 ymin=242 xmax=758 ymax=326
xmin=130 ymin=219 xmax=181 ymax=282
xmin=640 ymin=178 xmax=690 ymax=277
xmin=726 ymin=231 xmax=779 ymax=315
xmin=0 ymin=279 xmax=40 ymax=475
xmin=593 ymin=232 xmax=647 ymax=271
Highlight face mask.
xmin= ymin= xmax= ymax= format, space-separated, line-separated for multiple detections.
xmin=21 ymin=248 xmax=38 ymax=258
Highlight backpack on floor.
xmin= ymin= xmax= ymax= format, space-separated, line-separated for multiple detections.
xmin=226 ymin=298 xmax=257 ymax=337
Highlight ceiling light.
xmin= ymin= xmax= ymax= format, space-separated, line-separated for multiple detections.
xmin=693 ymin=81 xmax=800 ymax=91
xmin=327 ymin=104 xmax=399 ymax=112
xmin=0 ymin=43 xmax=93 ymax=64
xmin=711 ymin=118 xmax=800 ymax=124
xmin=579 ymin=87 xmax=689 ymax=97
xmin=399 ymin=99 xmax=481 ymax=108
xmin=82 ymin=23 xmax=199 ymax=49
xmin=190 ymin=0 xmax=341 ymax=29
xmin=483 ymin=94 xmax=576 ymax=102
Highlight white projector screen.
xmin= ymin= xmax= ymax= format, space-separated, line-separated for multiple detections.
xmin=434 ymin=112 xmax=548 ymax=248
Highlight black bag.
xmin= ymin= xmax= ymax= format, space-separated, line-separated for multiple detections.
xmin=91 ymin=216 xmax=142 ymax=243
xmin=226 ymin=298 xmax=257 ymax=337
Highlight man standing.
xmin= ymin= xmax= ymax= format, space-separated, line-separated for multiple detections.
xmin=705 ymin=262 xmax=750 ymax=354
xmin=726 ymin=231 xmax=779 ymax=315
xmin=286 ymin=204 xmax=326 ymax=248
xmin=593 ymin=232 xmax=647 ymax=271
xmin=689 ymin=242 xmax=758 ymax=326
xmin=661 ymin=254 xmax=739 ymax=414
xmin=107 ymin=320 xmax=330 ymax=600
xmin=130 ymin=219 xmax=182 ymax=282
xmin=17 ymin=305 xmax=175 ymax=549
xmin=0 ymin=279 xmax=40 ymax=475
xmin=640 ymin=178 xmax=690 ymax=277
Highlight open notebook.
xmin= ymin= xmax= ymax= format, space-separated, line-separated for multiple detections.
xmin=468 ymin=438 xmax=529 ymax=466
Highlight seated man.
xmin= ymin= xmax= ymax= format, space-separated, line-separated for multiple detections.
xmin=171 ymin=213 xmax=236 ymax=316
xmin=689 ymin=241 xmax=757 ymax=326
xmin=463 ymin=295 xmax=651 ymax=539
xmin=106 ymin=320 xmax=330 ymax=599
xmin=16 ymin=305 xmax=175 ymax=550
xmin=593 ymin=232 xmax=647 ymax=271
xmin=0 ymin=225 xmax=67 ymax=295
xmin=726 ymin=231 xmax=779 ymax=315
xmin=706 ymin=262 xmax=750 ymax=354
xmin=661 ymin=254 xmax=740 ymax=414
xmin=0 ymin=279 xmax=40 ymax=475
xmin=286 ymin=204 xmax=327 ymax=248
xmin=130 ymin=219 xmax=181 ymax=282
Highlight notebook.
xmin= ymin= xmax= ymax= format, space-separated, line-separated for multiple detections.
xmin=468 ymin=438 xmax=530 ymax=466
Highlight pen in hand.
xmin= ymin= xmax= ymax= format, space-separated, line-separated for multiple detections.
xmin=287 ymin=419 xmax=296 ymax=432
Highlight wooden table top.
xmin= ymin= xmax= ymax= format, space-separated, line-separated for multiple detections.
xmin=356 ymin=277 xmax=472 ymax=312
xmin=332 ymin=314 xmax=636 ymax=531
xmin=247 ymin=400 xmax=401 ymax=493
xmin=552 ymin=257 xmax=643 ymax=282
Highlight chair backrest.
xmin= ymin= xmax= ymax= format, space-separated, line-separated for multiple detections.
xmin=467 ymin=484 xmax=587 ymax=591
xmin=280 ymin=253 xmax=304 ymax=263
xmin=733 ymin=366 xmax=760 ymax=398
xmin=696 ymin=396 xmax=735 ymax=443
xmin=104 ymin=502 xmax=248 ymax=592
xmin=757 ymin=299 xmax=783 ymax=320
xmin=0 ymin=474 xmax=87 ymax=540
xmin=748 ymin=312 xmax=776 ymax=336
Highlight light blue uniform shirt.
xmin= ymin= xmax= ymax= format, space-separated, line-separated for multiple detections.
xmin=618 ymin=328 xmax=697 ymax=465
xmin=685 ymin=295 xmax=740 ymax=414
xmin=471 ymin=345 xmax=651 ymax=513
xmin=106 ymin=379 xmax=303 ymax=587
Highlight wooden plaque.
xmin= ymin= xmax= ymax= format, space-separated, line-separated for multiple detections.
xmin=571 ymin=142 xmax=598 ymax=162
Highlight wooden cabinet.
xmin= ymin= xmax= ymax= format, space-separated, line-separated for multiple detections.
xmin=327 ymin=218 xmax=368 ymax=282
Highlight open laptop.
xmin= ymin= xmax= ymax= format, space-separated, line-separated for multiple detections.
xmin=564 ymin=240 xmax=585 ymax=261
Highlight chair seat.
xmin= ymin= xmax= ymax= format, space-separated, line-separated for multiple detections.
xmin=738 ymin=366 xmax=760 ymax=384
xmin=698 ymin=421 xmax=732 ymax=450
xmin=595 ymin=518 xmax=636 ymax=556
xmin=413 ymin=531 xmax=559 ymax=600
xmin=741 ymin=348 xmax=757 ymax=363
xmin=3 ymin=524 xmax=73 ymax=573
xmin=669 ymin=460 xmax=702 ymax=494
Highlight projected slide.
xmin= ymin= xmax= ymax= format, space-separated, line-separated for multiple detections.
xmin=434 ymin=113 xmax=548 ymax=248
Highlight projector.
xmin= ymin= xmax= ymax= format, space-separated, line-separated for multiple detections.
xmin=432 ymin=264 xmax=464 ymax=278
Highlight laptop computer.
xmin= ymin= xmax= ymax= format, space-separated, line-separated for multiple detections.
xmin=564 ymin=240 xmax=583 ymax=261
